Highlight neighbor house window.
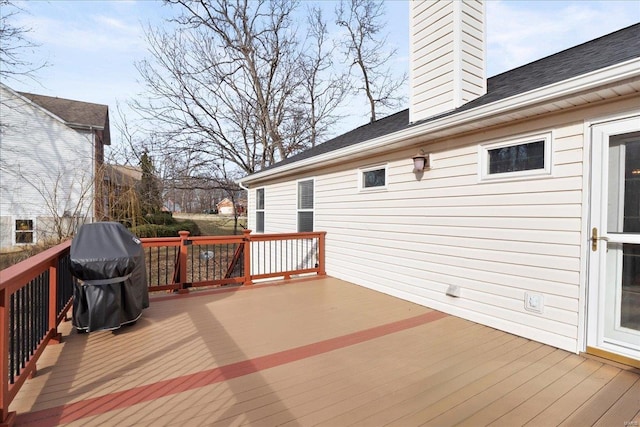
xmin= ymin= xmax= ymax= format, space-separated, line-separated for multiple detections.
xmin=480 ymin=132 xmax=552 ymax=181
xmin=255 ymin=188 xmax=265 ymax=233
xmin=15 ymin=219 xmax=34 ymax=244
xmin=360 ymin=164 xmax=388 ymax=190
xmin=297 ymin=179 xmax=314 ymax=232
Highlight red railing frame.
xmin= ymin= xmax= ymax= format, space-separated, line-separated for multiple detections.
xmin=0 ymin=240 xmax=72 ymax=426
xmin=0 ymin=230 xmax=326 ymax=425
xmin=140 ymin=230 xmax=326 ymax=291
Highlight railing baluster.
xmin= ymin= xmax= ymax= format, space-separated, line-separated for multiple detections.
xmin=8 ymin=293 xmax=15 ymax=385
xmin=19 ymin=288 xmax=25 ymax=371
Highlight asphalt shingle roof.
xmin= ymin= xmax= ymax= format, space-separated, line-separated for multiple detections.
xmin=258 ymin=22 xmax=640 ymax=174
xmin=17 ymin=92 xmax=109 ymax=130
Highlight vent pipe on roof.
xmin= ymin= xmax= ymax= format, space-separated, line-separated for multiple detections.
xmin=409 ymin=0 xmax=486 ymax=124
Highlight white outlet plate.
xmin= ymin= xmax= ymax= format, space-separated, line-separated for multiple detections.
xmin=524 ymin=292 xmax=544 ymax=314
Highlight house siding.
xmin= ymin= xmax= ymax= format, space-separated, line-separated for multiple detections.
xmin=316 ymin=128 xmax=584 ymax=352
xmin=0 ymin=86 xmax=95 ymax=249
xmin=246 ymin=99 xmax=640 ymax=354
xmin=410 ymin=0 xmax=485 ymax=123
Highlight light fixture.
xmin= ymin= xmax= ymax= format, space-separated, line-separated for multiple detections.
xmin=412 ymin=150 xmax=430 ymax=172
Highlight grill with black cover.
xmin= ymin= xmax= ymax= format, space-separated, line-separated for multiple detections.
xmin=70 ymin=222 xmax=149 ymax=332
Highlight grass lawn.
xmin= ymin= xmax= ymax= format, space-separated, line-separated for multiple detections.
xmin=175 ymin=214 xmax=248 ymax=236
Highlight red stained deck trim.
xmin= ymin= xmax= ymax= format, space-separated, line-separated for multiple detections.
xmin=149 ymin=276 xmax=325 ymax=303
xmin=16 ymin=310 xmax=447 ymax=426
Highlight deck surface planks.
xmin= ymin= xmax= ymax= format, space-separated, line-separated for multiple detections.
xmin=9 ymin=276 xmax=640 ymax=426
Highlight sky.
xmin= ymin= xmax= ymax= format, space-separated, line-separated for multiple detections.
xmin=4 ymin=0 xmax=640 ymax=150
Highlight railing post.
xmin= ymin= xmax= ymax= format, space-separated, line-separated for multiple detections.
xmin=0 ymin=287 xmax=16 ymax=426
xmin=318 ymin=232 xmax=327 ymax=276
xmin=48 ymin=261 xmax=62 ymax=344
xmin=243 ymin=229 xmax=253 ymax=286
xmin=178 ymin=231 xmax=190 ymax=293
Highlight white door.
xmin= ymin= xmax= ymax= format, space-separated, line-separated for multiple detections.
xmin=588 ymin=116 xmax=640 ymax=362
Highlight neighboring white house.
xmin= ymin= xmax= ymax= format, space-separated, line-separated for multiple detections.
xmin=0 ymin=83 xmax=110 ymax=251
xmin=239 ymin=2 xmax=640 ymax=367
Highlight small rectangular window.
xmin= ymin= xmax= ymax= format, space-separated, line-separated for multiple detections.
xmin=359 ymin=165 xmax=388 ymax=190
xmin=480 ymin=132 xmax=552 ymax=181
xmin=488 ymin=141 xmax=545 ymax=174
xmin=15 ymin=219 xmax=34 ymax=244
xmin=297 ymin=179 xmax=314 ymax=232
xmin=255 ymin=188 xmax=265 ymax=232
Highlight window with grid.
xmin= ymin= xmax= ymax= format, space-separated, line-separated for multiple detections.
xmin=297 ymin=179 xmax=314 ymax=232
xmin=15 ymin=219 xmax=34 ymax=244
xmin=255 ymin=188 xmax=265 ymax=232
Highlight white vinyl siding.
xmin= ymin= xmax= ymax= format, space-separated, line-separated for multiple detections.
xmin=310 ymin=119 xmax=587 ymax=353
xmin=410 ymin=0 xmax=485 ymax=123
xmin=0 ymin=85 xmax=96 ymax=250
xmin=249 ymin=180 xmax=298 ymax=234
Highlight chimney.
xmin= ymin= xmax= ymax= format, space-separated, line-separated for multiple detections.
xmin=409 ymin=0 xmax=486 ymax=124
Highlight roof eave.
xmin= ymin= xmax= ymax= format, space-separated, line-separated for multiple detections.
xmin=239 ymin=57 xmax=640 ymax=186
xmin=66 ymin=123 xmax=105 ymax=131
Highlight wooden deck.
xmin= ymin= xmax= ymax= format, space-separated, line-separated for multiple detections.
xmin=10 ymin=277 xmax=640 ymax=426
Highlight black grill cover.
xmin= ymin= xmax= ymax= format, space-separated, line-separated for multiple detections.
xmin=70 ymin=222 xmax=149 ymax=332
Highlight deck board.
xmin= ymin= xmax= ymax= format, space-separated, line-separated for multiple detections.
xmin=593 ymin=378 xmax=640 ymax=427
xmin=559 ymin=368 xmax=639 ymax=426
xmin=525 ymin=363 xmax=621 ymax=425
xmin=10 ymin=277 xmax=640 ymax=427
xmin=456 ymin=351 xmax=580 ymax=426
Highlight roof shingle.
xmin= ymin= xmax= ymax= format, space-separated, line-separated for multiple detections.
xmin=17 ymin=92 xmax=109 ymax=130
xmin=258 ymin=23 xmax=640 ymax=174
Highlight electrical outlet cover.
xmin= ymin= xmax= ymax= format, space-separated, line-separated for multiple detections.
xmin=524 ymin=292 xmax=544 ymax=313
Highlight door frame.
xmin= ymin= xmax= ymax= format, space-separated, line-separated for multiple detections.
xmin=586 ymin=113 xmax=640 ymax=364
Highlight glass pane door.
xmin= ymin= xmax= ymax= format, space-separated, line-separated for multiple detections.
xmin=590 ymin=119 xmax=640 ymax=361
xmin=605 ymin=132 xmax=640 ymax=345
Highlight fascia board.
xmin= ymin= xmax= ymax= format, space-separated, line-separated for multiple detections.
xmin=239 ymin=57 xmax=640 ymax=185
xmin=66 ymin=122 xmax=104 ymax=131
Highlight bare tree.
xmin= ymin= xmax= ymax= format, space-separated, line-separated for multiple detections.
xmin=0 ymin=0 xmax=48 ymax=82
xmin=336 ymin=0 xmax=406 ymax=123
xmin=300 ymin=6 xmax=350 ymax=147
xmin=134 ymin=0 xmax=311 ymax=175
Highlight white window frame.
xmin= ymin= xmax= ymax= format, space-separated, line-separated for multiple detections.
xmin=358 ymin=164 xmax=388 ymax=192
xmin=14 ymin=218 xmax=36 ymax=245
xmin=297 ymin=178 xmax=315 ymax=232
xmin=255 ymin=188 xmax=265 ymax=233
xmin=479 ymin=131 xmax=553 ymax=182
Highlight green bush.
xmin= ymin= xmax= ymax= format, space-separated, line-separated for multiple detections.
xmin=172 ymin=220 xmax=201 ymax=236
xmin=144 ymin=211 xmax=177 ymax=225
xmin=130 ymin=224 xmax=171 ymax=238
xmin=130 ymin=220 xmax=201 ymax=238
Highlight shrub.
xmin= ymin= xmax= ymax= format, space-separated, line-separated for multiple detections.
xmin=130 ymin=224 xmax=170 ymax=238
xmin=144 ymin=211 xmax=177 ymax=225
xmin=168 ymin=220 xmax=201 ymax=236
xmin=130 ymin=220 xmax=201 ymax=238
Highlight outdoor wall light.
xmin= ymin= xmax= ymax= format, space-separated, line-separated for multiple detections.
xmin=412 ymin=150 xmax=430 ymax=172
